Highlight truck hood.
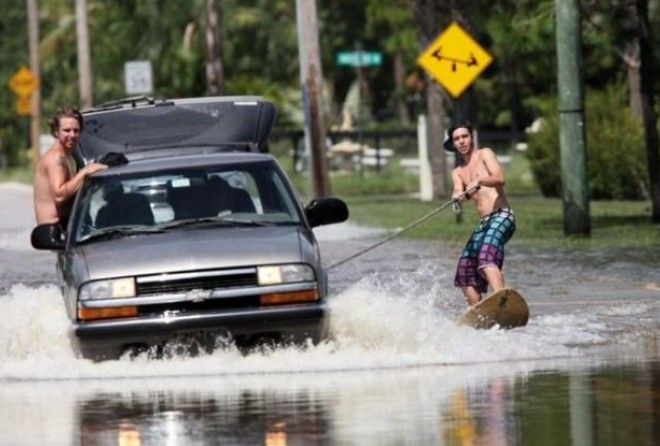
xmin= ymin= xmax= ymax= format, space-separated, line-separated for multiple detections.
xmin=74 ymin=226 xmax=315 ymax=281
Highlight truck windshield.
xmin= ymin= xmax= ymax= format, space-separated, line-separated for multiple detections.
xmin=73 ymin=162 xmax=301 ymax=243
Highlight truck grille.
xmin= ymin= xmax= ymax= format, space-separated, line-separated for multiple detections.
xmin=136 ymin=268 xmax=258 ymax=295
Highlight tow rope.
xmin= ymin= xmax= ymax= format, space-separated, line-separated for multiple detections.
xmin=329 ymin=186 xmax=478 ymax=270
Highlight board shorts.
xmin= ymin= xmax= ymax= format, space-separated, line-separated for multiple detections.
xmin=454 ymin=207 xmax=516 ymax=294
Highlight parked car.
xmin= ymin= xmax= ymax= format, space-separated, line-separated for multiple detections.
xmin=31 ymin=96 xmax=348 ymax=360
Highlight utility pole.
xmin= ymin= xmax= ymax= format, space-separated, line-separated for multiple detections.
xmin=555 ymin=0 xmax=590 ymax=235
xmin=76 ymin=0 xmax=93 ymax=108
xmin=295 ymin=0 xmax=331 ymax=198
xmin=27 ymin=0 xmax=41 ymax=161
xmin=205 ymin=0 xmax=224 ymax=95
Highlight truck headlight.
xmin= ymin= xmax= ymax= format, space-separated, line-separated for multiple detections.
xmin=257 ymin=264 xmax=314 ymax=285
xmin=79 ymin=277 xmax=136 ymax=301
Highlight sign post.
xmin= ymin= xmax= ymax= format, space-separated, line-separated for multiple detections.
xmin=417 ymin=22 xmax=493 ymax=98
xmin=336 ymin=49 xmax=383 ymax=172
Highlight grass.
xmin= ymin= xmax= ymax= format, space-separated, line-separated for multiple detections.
xmin=345 ymin=195 xmax=659 ymax=250
xmin=282 ymin=156 xmax=419 ymax=199
xmin=0 ymin=165 xmax=33 ymax=184
xmin=275 ymin=148 xmax=658 ymax=251
xmin=5 ymin=150 xmax=658 ymax=251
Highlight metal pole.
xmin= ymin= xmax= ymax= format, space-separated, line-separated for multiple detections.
xmin=555 ymin=0 xmax=590 ymax=235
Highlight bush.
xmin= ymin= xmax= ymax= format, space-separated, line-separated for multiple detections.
xmin=526 ymin=87 xmax=648 ymax=200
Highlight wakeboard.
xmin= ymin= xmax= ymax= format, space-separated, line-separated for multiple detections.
xmin=456 ymin=288 xmax=529 ymax=329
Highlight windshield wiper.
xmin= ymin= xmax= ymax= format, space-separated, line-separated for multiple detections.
xmin=79 ymin=226 xmax=164 ymax=243
xmin=158 ymin=216 xmax=271 ymax=230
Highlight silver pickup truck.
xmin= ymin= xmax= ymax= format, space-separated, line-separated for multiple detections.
xmin=31 ymin=96 xmax=348 ymax=360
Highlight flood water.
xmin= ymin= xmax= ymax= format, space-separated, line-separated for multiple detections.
xmin=1 ymin=182 xmax=658 ymax=445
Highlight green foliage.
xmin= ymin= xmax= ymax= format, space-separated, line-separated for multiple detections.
xmin=479 ymin=1 xmax=557 ymax=129
xmin=526 ymin=87 xmax=648 ymax=200
xmin=0 ymin=0 xmax=658 ymax=186
xmin=0 ymin=2 xmax=30 ymax=163
xmin=0 ymin=165 xmax=33 ymax=184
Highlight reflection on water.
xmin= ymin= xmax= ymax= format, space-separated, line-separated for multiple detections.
xmin=76 ymin=387 xmax=330 ymax=445
xmin=1 ymin=359 xmax=656 ymax=445
xmin=439 ymin=360 xmax=659 ymax=446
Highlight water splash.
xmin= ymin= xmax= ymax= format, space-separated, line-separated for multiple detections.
xmin=4 ymin=266 xmax=655 ymax=382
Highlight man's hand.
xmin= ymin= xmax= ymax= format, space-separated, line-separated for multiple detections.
xmin=465 ymin=180 xmax=481 ymax=198
xmin=452 ymin=190 xmax=466 ymax=202
xmin=83 ymin=163 xmax=108 ymax=176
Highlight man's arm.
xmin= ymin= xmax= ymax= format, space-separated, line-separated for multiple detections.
xmin=49 ymin=157 xmax=107 ymax=206
xmin=451 ymin=168 xmax=467 ymax=201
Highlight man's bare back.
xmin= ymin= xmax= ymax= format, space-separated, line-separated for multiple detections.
xmin=33 ymin=146 xmax=75 ymax=224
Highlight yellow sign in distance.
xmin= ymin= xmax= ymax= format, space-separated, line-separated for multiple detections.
xmin=8 ymin=66 xmax=38 ymax=98
xmin=16 ymin=96 xmax=32 ymax=116
xmin=417 ymin=22 xmax=493 ymax=98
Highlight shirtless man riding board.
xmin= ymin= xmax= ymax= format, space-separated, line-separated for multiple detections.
xmin=446 ymin=122 xmax=516 ymax=306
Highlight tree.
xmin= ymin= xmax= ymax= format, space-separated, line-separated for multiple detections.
xmin=205 ymin=0 xmax=224 ymax=95
xmin=634 ymin=0 xmax=660 ymax=222
xmin=584 ymin=0 xmax=660 ymax=221
xmin=410 ymin=0 xmax=453 ymax=198
xmin=365 ymin=0 xmax=417 ymax=125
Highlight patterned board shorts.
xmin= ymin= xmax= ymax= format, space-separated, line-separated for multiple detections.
xmin=454 ymin=207 xmax=516 ymax=293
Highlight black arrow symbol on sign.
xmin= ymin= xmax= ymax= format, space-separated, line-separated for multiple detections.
xmin=431 ymin=47 xmax=478 ymax=72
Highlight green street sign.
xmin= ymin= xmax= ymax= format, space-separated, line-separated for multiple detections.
xmin=336 ymin=51 xmax=383 ymax=67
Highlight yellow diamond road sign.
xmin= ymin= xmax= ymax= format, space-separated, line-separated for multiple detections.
xmin=8 ymin=66 xmax=38 ymax=98
xmin=417 ymin=22 xmax=493 ymax=98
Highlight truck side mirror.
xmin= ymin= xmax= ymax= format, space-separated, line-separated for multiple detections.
xmin=30 ymin=224 xmax=66 ymax=250
xmin=305 ymin=197 xmax=349 ymax=228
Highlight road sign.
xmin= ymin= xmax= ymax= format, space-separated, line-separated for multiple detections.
xmin=336 ymin=51 xmax=383 ymax=67
xmin=8 ymin=66 xmax=38 ymax=98
xmin=16 ymin=96 xmax=31 ymax=116
xmin=124 ymin=60 xmax=153 ymax=95
xmin=417 ymin=22 xmax=493 ymax=98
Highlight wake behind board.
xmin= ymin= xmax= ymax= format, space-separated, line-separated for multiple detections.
xmin=457 ymin=288 xmax=529 ymax=329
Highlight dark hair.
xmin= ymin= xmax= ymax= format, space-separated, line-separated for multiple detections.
xmin=443 ymin=121 xmax=474 ymax=152
xmin=49 ymin=107 xmax=83 ymax=137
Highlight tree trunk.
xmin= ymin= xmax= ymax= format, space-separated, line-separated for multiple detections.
xmin=295 ymin=0 xmax=331 ymax=198
xmin=635 ymin=0 xmax=660 ymax=222
xmin=393 ymin=49 xmax=411 ymax=125
xmin=205 ymin=0 xmax=224 ymax=95
xmin=75 ymin=0 xmax=93 ymax=108
xmin=410 ymin=0 xmax=451 ymax=198
xmin=426 ymin=82 xmax=448 ymax=197
xmin=27 ymin=0 xmax=41 ymax=161
xmin=623 ymin=42 xmax=643 ymax=118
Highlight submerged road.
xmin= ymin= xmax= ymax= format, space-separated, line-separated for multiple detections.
xmin=0 ymin=182 xmax=658 ymax=445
